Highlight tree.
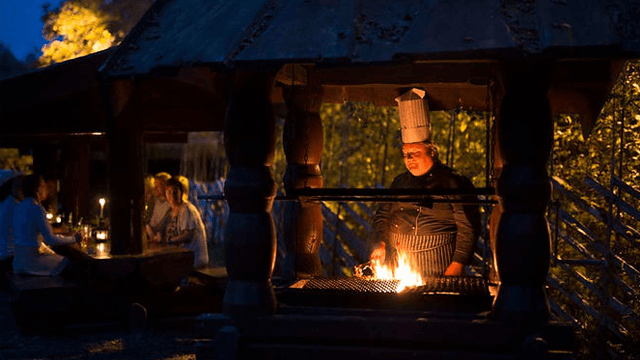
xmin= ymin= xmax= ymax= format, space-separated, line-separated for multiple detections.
xmin=0 ymin=149 xmax=32 ymax=173
xmin=549 ymin=60 xmax=640 ymax=359
xmin=39 ymin=0 xmax=152 ymax=66
xmin=310 ymin=103 xmax=488 ymax=190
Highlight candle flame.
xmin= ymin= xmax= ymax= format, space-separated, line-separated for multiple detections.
xmin=96 ymin=231 xmax=108 ymax=240
xmin=370 ymin=252 xmax=423 ymax=292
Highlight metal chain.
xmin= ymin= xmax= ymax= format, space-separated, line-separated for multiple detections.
xmin=304 ymin=112 xmax=310 ymax=189
xmin=485 ymin=76 xmax=493 ymax=187
xmin=483 ymin=75 xmax=496 ymax=279
xmin=488 ymin=74 xmax=497 ymax=186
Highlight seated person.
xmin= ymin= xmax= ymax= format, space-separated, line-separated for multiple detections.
xmin=12 ymin=174 xmax=82 ymax=276
xmin=158 ymin=177 xmax=209 ymax=269
xmin=143 ymin=174 xmax=155 ymax=224
xmin=0 ymin=173 xmax=23 ymax=273
xmin=145 ymin=172 xmax=171 ymax=244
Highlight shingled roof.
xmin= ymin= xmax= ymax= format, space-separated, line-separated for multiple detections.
xmin=102 ymin=0 xmax=639 ymax=78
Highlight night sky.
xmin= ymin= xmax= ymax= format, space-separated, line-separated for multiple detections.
xmin=0 ymin=0 xmax=64 ymax=62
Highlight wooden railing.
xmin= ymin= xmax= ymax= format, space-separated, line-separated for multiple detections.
xmin=549 ymin=175 xmax=640 ymax=357
xmin=195 ymin=175 xmax=640 ymax=357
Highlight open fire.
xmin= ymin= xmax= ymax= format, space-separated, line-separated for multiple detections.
xmin=358 ymin=252 xmax=424 ymax=293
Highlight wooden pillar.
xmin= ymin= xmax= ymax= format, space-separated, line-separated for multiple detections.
xmin=223 ymin=71 xmax=278 ymax=327
xmin=107 ymin=103 xmax=144 ymax=255
xmin=282 ymin=84 xmax=324 ymax=279
xmin=492 ymin=61 xmax=553 ymax=330
xmin=61 ymin=139 xmax=91 ymax=221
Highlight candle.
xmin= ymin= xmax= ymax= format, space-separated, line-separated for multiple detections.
xmin=99 ymin=198 xmax=106 ymax=218
xmin=96 ymin=229 xmax=108 ymax=241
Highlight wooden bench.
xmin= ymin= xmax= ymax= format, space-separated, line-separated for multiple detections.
xmin=7 ymin=272 xmax=80 ymax=333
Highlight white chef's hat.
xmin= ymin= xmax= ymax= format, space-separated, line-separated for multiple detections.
xmin=395 ymin=88 xmax=431 ymax=143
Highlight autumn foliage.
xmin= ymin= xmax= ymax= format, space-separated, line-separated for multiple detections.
xmin=39 ymin=0 xmax=152 ymax=66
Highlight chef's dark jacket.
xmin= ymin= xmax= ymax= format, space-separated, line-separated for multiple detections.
xmin=370 ymin=162 xmax=481 ymax=269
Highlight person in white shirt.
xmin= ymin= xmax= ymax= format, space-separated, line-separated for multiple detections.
xmin=12 ymin=174 xmax=81 ymax=276
xmin=161 ymin=177 xmax=209 ymax=268
xmin=145 ymin=172 xmax=172 ymax=244
xmin=0 ymin=174 xmax=23 ymax=272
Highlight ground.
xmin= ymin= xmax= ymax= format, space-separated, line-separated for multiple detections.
xmin=0 ymin=289 xmax=204 ymax=360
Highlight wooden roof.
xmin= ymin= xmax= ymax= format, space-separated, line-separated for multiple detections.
xmin=0 ymin=51 xmax=225 ymax=142
xmin=1 ymin=0 xmax=637 ymax=140
xmin=102 ymin=0 xmax=636 ymax=77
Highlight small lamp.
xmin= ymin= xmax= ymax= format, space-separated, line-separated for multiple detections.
xmin=95 ymin=229 xmax=109 ymax=242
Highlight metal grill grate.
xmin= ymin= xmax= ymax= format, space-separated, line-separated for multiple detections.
xmin=302 ymin=278 xmax=400 ymax=293
xmin=410 ymin=276 xmax=488 ymax=296
xmin=292 ymin=276 xmax=488 ymax=296
xmin=280 ymin=276 xmax=493 ymax=312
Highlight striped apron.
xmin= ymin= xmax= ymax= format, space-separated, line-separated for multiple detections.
xmin=390 ymin=232 xmax=456 ymax=277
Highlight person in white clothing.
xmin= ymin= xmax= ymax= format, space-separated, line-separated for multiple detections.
xmin=145 ymin=172 xmax=172 ymax=244
xmin=12 ymin=174 xmax=81 ymax=277
xmin=161 ymin=177 xmax=209 ymax=268
xmin=0 ymin=174 xmax=24 ymax=272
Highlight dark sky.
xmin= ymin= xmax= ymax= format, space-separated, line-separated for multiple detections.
xmin=0 ymin=0 xmax=64 ymax=61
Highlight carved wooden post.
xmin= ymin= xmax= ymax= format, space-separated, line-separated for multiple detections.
xmin=493 ymin=62 xmax=553 ymax=330
xmin=282 ymin=84 xmax=324 ymax=280
xmin=223 ymin=71 xmax=278 ymax=326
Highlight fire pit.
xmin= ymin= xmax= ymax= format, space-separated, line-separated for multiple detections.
xmin=277 ymin=276 xmax=493 ymax=313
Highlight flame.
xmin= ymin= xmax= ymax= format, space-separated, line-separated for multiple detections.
xmin=370 ymin=252 xmax=423 ymax=292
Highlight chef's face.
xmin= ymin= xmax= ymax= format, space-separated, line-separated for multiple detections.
xmin=402 ymin=142 xmax=434 ymax=177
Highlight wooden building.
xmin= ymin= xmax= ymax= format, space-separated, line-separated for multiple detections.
xmin=2 ymin=0 xmax=640 ymax=357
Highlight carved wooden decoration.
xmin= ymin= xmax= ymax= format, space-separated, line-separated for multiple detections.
xmin=282 ymin=83 xmax=324 ymax=279
xmin=493 ymin=62 xmax=553 ymax=330
xmin=223 ymin=71 xmax=278 ymax=327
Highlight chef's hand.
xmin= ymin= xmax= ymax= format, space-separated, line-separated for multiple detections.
xmin=370 ymin=242 xmax=386 ymax=264
xmin=444 ymin=261 xmax=464 ymax=276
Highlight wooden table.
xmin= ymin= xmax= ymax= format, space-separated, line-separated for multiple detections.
xmin=54 ymin=241 xmax=194 ymax=290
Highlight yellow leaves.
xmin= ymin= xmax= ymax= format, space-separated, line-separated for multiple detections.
xmin=39 ymin=2 xmax=115 ymax=66
xmin=0 ymin=149 xmax=32 ymax=172
xmin=459 ymin=121 xmax=468 ymax=133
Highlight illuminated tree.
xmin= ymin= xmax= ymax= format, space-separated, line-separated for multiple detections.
xmin=39 ymin=0 xmax=152 ymax=66
xmin=0 ymin=149 xmax=32 ymax=172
